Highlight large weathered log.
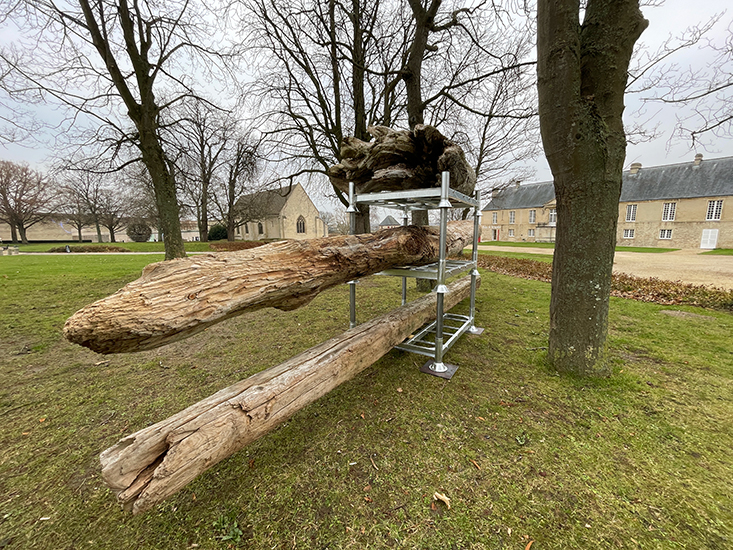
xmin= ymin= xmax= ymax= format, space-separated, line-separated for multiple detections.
xmin=64 ymin=221 xmax=478 ymax=354
xmin=327 ymin=124 xmax=477 ymax=196
xmin=100 ymin=274 xmax=480 ymax=515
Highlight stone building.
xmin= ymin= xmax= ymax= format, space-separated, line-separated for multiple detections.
xmin=235 ymin=183 xmax=327 ymax=241
xmin=482 ymin=154 xmax=733 ymax=249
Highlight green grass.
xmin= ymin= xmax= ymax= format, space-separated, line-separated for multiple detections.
xmin=702 ymin=248 xmax=733 ymax=255
xmin=479 ymin=241 xmax=557 ymax=249
xmin=1 ymin=255 xmax=732 ymax=549
xmin=473 ymin=248 xmax=554 ymax=262
xmin=12 ymin=241 xmax=216 ymax=253
xmin=479 ymin=242 xmax=679 ymax=253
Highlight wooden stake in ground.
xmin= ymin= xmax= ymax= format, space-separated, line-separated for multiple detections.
xmin=64 ymin=221 xmax=476 ymax=354
xmin=99 ymin=275 xmax=480 ymax=515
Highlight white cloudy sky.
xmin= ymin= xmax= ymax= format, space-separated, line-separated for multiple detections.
xmin=1 ymin=0 xmax=731 ymax=184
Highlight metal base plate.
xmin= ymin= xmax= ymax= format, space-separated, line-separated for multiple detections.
xmin=468 ymin=326 xmax=485 ymax=335
xmin=420 ymin=359 xmax=459 ymax=380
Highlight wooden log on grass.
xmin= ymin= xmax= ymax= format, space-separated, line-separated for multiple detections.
xmin=64 ymin=220 xmax=477 ymax=354
xmin=100 ymin=274 xmax=480 ymax=515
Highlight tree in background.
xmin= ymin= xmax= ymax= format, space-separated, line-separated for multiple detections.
xmin=3 ymin=0 xmax=235 ymax=259
xmin=59 ymin=171 xmax=106 ymax=243
xmin=0 ymin=160 xmax=56 ymax=243
xmin=211 ymin=135 xmax=261 ymax=241
xmin=55 ymin=185 xmax=92 ymax=242
xmin=537 ymin=0 xmax=647 ymax=376
xmin=98 ymin=187 xmax=127 ymax=242
xmin=169 ymin=99 xmax=235 ymax=242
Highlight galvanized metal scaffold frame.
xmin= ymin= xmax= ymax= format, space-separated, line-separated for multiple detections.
xmin=347 ymin=171 xmax=484 ymax=380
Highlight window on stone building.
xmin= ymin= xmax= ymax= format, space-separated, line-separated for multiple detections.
xmin=707 ymin=200 xmax=723 ymax=220
xmin=549 ymin=208 xmax=557 ymax=225
xmin=296 ymin=216 xmax=306 ymax=234
xmin=509 ymin=211 xmax=515 ymax=224
xmin=529 ymin=209 xmax=536 ymax=223
xmin=623 ymin=229 xmax=635 ymax=238
xmin=662 ymin=202 xmax=676 ymax=221
xmin=244 ymin=223 xmax=249 ymax=233
xmin=258 ymin=222 xmax=264 ymax=235
xmin=492 ymin=212 xmax=497 ymax=224
xmin=528 ymin=228 xmax=535 ymax=237
xmin=508 ymin=229 xmax=515 ymax=237
xmin=626 ymin=204 xmax=637 ymax=222
xmin=659 ymin=229 xmax=672 ymax=239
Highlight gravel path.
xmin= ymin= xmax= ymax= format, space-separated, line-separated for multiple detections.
xmin=478 ymin=245 xmax=733 ymax=290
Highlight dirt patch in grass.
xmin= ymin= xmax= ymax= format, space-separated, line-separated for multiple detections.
xmin=659 ymin=309 xmax=715 ymax=320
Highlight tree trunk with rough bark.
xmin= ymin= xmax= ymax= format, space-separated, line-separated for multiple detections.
xmin=64 ymin=220 xmax=477 ymax=354
xmin=99 ymin=274 xmax=479 ymax=515
xmin=537 ymin=0 xmax=647 ymax=376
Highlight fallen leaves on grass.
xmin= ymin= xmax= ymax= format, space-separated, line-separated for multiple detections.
xmin=433 ymin=492 xmax=451 ymax=509
xmin=476 ymin=255 xmax=733 ymax=310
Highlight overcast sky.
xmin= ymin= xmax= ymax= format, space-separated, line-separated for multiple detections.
xmin=529 ymin=0 xmax=733 ymax=182
xmin=1 ymin=0 xmax=731 ymax=188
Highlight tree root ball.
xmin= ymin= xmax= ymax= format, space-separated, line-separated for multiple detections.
xmin=328 ymin=125 xmax=476 ymax=196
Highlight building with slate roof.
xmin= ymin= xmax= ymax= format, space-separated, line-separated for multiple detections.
xmin=481 ymin=154 xmax=733 ymax=249
xmin=235 ymin=183 xmax=327 ymax=241
xmin=378 ymin=215 xmax=401 ymax=229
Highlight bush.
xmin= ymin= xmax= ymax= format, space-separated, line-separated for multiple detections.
xmin=208 ymin=223 xmax=228 ymax=241
xmin=126 ymin=220 xmax=152 ymax=242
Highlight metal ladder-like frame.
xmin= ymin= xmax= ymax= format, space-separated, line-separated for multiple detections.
xmin=347 ymin=171 xmax=484 ymax=380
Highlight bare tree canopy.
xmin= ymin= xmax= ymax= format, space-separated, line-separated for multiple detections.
xmin=244 ymin=0 xmax=538 ymax=226
xmin=634 ymin=15 xmax=733 ymax=146
xmin=2 ymin=0 xmax=237 ymax=258
xmin=0 ymin=160 xmax=56 ymax=243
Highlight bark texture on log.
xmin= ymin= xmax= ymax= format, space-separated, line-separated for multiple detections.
xmin=64 ymin=221 xmax=478 ymax=354
xmin=327 ymin=125 xmax=476 ymax=196
xmin=100 ymin=274 xmax=480 ymax=515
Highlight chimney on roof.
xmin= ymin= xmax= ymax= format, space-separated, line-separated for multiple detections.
xmin=630 ymin=162 xmax=642 ymax=175
xmin=694 ymin=153 xmax=703 ymax=166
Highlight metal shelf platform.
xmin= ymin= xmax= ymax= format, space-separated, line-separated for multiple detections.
xmin=396 ymin=313 xmax=473 ymax=357
xmin=377 ymin=259 xmax=474 ymax=280
xmin=353 ymin=187 xmax=479 ymax=211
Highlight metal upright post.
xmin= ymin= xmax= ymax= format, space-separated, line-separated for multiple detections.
xmin=401 ymin=208 xmax=409 ymax=306
xmin=421 ymin=171 xmax=458 ymax=378
xmin=469 ymin=189 xmax=484 ymax=335
xmin=347 ymin=182 xmax=358 ymax=329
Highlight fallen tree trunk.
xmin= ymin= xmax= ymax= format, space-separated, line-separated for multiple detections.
xmin=100 ymin=274 xmax=480 ymax=514
xmin=64 ymin=220 xmax=477 ymax=354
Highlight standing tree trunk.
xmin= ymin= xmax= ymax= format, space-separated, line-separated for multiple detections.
xmin=17 ymin=223 xmax=28 ymax=244
xmin=537 ymin=0 xmax=647 ymax=376
xmin=10 ymin=223 xmax=18 ymax=243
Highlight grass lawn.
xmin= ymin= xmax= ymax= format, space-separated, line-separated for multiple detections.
xmin=478 ymin=242 xmax=679 ymax=253
xmin=702 ymin=249 xmax=733 ymax=256
xmin=473 ymin=249 xmax=554 ymax=263
xmin=11 ymin=241 xmax=216 ymax=253
xmin=1 ymin=254 xmax=731 ymax=549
